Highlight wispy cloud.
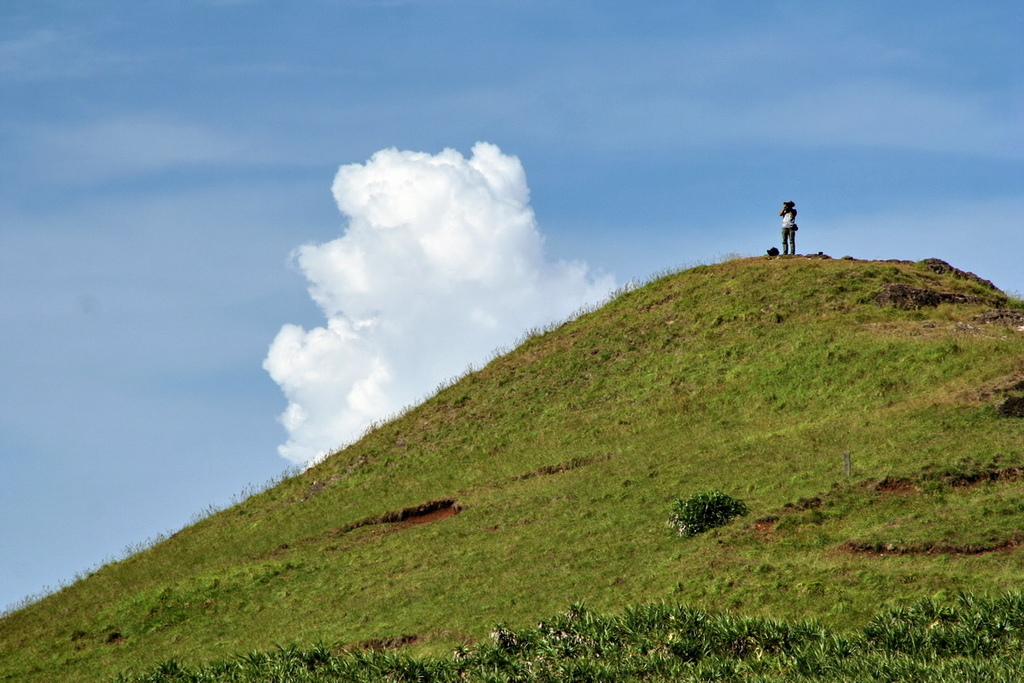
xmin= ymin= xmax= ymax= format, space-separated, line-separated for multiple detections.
xmin=20 ymin=116 xmax=260 ymax=184
xmin=0 ymin=27 xmax=129 ymax=81
xmin=413 ymin=15 xmax=1020 ymax=160
xmin=740 ymin=81 xmax=1022 ymax=159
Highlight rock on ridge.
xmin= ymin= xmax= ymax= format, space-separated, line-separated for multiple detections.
xmin=918 ymin=258 xmax=1002 ymax=292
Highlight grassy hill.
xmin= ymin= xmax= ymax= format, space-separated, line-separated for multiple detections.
xmin=3 ymin=255 xmax=1024 ymax=682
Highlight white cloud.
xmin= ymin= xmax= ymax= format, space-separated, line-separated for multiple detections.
xmin=264 ymin=142 xmax=615 ymax=465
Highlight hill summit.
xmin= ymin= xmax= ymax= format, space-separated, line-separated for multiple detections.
xmin=3 ymin=255 xmax=1024 ymax=682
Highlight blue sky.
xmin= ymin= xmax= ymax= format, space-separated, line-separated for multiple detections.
xmin=1 ymin=0 xmax=1021 ymax=611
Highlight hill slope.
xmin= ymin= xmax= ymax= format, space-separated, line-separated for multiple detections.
xmin=3 ymin=255 xmax=1024 ymax=682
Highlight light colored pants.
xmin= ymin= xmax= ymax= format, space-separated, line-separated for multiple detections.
xmin=782 ymin=227 xmax=796 ymax=255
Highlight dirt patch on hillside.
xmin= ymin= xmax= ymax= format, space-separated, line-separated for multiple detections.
xmin=332 ymin=499 xmax=462 ymax=536
xmin=773 ymin=465 xmax=1024 ymax=512
xmin=302 ymin=456 xmax=372 ymax=501
xmin=105 ymin=631 xmax=128 ymax=646
xmin=395 ymin=504 xmax=460 ymax=529
xmin=871 ymin=477 xmax=920 ymax=494
xmin=839 ymin=535 xmax=1024 ymax=557
xmin=373 ymin=499 xmax=460 ymax=525
xmin=873 ymin=258 xmax=1008 ymax=310
xmin=976 ymin=309 xmax=1024 ymax=327
xmin=783 ymin=496 xmax=823 ymax=511
xmin=303 ymin=475 xmax=340 ymax=501
xmin=750 ymin=465 xmax=1024 ymax=556
xmin=998 ymin=396 xmax=1024 ymax=418
xmin=969 ymin=372 xmax=1024 ymax=404
xmin=921 ymin=464 xmax=1024 ymax=487
xmin=354 ymin=634 xmax=420 ymax=651
xmin=875 ymin=283 xmax=990 ymax=310
xmin=510 ymin=454 xmax=611 ymax=482
xmin=973 ymin=367 xmax=1024 ymax=419
xmin=754 ymin=516 xmax=778 ymax=536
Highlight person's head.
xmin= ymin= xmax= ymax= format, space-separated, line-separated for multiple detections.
xmin=783 ymin=200 xmax=795 ymax=209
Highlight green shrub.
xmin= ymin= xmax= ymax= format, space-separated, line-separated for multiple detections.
xmin=670 ymin=491 xmax=749 ymax=537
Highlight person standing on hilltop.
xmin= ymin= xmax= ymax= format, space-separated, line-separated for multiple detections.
xmin=780 ymin=201 xmax=798 ymax=255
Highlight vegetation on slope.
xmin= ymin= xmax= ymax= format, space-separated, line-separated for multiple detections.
xmin=117 ymin=591 xmax=1024 ymax=682
xmin=2 ymin=255 xmax=1024 ymax=682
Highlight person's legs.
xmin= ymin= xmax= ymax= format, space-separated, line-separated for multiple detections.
xmin=782 ymin=228 xmax=793 ymax=255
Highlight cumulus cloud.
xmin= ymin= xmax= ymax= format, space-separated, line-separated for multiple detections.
xmin=264 ymin=142 xmax=615 ymax=465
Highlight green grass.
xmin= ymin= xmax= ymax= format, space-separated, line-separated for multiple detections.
xmin=2 ymin=256 xmax=1024 ymax=682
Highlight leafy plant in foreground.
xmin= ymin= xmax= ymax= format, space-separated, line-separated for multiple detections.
xmin=670 ymin=491 xmax=749 ymax=537
xmin=117 ymin=592 xmax=1024 ymax=682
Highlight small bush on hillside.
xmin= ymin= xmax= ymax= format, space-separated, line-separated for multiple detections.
xmin=670 ymin=491 xmax=749 ymax=537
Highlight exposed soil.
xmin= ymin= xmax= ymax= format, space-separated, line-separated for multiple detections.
xmin=752 ymin=465 xmax=1024 ymax=557
xmin=873 ymin=259 xmax=1009 ymax=310
xmin=771 ymin=465 xmax=1024 ymax=519
xmin=872 ymin=477 xmax=920 ymax=494
xmin=302 ymin=458 xmax=367 ymax=501
xmin=969 ymin=372 xmax=1024 ymax=403
xmin=105 ymin=631 xmax=127 ymax=646
xmin=976 ymin=309 xmax=1024 ymax=327
xmin=754 ymin=516 xmax=778 ymax=535
xmin=353 ymin=634 xmax=420 ymax=651
xmin=923 ymin=464 xmax=1024 ymax=487
xmin=303 ymin=477 xmax=337 ymax=501
xmin=309 ymin=456 xmax=607 ymax=546
xmin=783 ymin=496 xmax=823 ymax=511
xmin=322 ymin=499 xmax=462 ymax=540
xmin=395 ymin=504 xmax=460 ymax=529
xmin=510 ymin=456 xmax=608 ymax=482
xmin=839 ymin=535 xmax=1024 ymax=557
xmin=376 ymin=499 xmax=459 ymax=524
xmin=310 ymin=455 xmax=609 ymax=530
xmin=875 ymin=283 xmax=990 ymax=310
xmin=998 ymin=396 xmax=1024 ymax=418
